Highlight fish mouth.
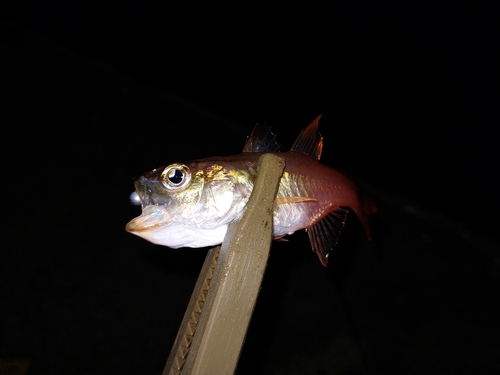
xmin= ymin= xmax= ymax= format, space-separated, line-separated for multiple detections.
xmin=125 ymin=205 xmax=174 ymax=234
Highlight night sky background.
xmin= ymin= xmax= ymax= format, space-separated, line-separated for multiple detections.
xmin=1 ymin=1 xmax=499 ymax=374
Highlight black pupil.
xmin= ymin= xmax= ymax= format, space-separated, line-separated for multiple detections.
xmin=168 ymin=169 xmax=184 ymax=184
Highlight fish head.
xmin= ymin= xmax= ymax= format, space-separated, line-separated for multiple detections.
xmin=126 ymin=159 xmax=254 ymax=248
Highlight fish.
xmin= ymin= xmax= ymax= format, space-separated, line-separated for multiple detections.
xmin=126 ymin=115 xmax=377 ymax=266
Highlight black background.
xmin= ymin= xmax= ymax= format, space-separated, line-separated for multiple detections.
xmin=1 ymin=2 xmax=499 ymax=374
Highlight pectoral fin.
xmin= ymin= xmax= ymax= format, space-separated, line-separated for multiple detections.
xmin=276 ymin=196 xmax=317 ymax=205
xmin=307 ymin=208 xmax=349 ymax=267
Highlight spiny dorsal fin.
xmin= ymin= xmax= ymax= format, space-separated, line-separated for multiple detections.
xmin=307 ymin=208 xmax=349 ymax=267
xmin=242 ymin=123 xmax=281 ymax=153
xmin=290 ymin=115 xmax=324 ymax=160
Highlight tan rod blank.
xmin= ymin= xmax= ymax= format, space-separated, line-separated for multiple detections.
xmin=163 ymin=153 xmax=285 ymax=375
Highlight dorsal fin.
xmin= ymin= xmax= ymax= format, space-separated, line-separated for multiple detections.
xmin=307 ymin=208 xmax=349 ymax=267
xmin=242 ymin=123 xmax=281 ymax=153
xmin=290 ymin=115 xmax=324 ymax=160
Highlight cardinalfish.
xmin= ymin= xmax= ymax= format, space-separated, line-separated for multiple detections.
xmin=126 ymin=116 xmax=377 ymax=266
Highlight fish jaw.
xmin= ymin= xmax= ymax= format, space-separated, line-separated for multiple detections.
xmin=126 ymin=205 xmax=228 ymax=248
xmin=125 ymin=205 xmax=173 ymax=238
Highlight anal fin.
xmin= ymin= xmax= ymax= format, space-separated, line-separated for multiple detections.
xmin=307 ymin=208 xmax=349 ymax=267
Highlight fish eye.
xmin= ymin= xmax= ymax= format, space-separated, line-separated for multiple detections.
xmin=161 ymin=163 xmax=191 ymax=190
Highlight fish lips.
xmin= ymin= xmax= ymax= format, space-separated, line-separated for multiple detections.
xmin=125 ymin=205 xmax=174 ymax=234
